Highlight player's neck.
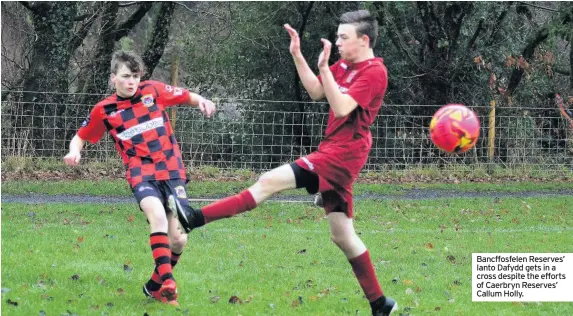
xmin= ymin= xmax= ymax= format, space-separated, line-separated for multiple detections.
xmin=349 ymin=49 xmax=375 ymax=64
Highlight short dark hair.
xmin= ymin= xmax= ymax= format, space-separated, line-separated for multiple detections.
xmin=339 ymin=10 xmax=378 ymax=48
xmin=110 ymin=50 xmax=145 ymax=75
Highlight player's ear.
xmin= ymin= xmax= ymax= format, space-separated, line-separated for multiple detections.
xmin=109 ymin=73 xmax=116 ymax=90
xmin=361 ymin=34 xmax=369 ymax=47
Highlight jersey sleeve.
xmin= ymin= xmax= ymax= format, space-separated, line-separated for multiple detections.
xmin=346 ymin=66 xmax=387 ymax=109
xmin=317 ymin=61 xmax=341 ymax=84
xmin=148 ymin=80 xmax=191 ymax=108
xmin=77 ymin=106 xmax=106 ymax=144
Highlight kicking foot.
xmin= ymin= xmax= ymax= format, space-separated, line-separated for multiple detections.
xmin=143 ymin=283 xmax=179 ymax=306
xmin=169 ymin=195 xmax=205 ymax=233
xmin=158 ymin=279 xmax=178 ymax=302
xmin=371 ymin=296 xmax=398 ymax=316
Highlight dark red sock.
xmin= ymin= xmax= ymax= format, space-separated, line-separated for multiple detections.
xmin=349 ymin=250 xmax=383 ymax=302
xmin=202 ymin=190 xmax=257 ymax=224
xmin=150 ymin=232 xmax=173 ymax=282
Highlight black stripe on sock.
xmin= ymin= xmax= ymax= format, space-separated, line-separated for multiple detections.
xmin=155 ymin=256 xmax=171 ymax=265
xmin=151 ymin=243 xmax=171 ymax=250
xmin=161 ymin=273 xmax=174 ymax=281
xmin=146 ymin=279 xmax=161 ymax=292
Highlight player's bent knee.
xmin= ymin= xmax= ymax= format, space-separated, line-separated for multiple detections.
xmin=171 ymin=233 xmax=188 ymax=249
xmin=257 ymin=171 xmax=282 ymax=194
xmin=257 ymin=167 xmax=295 ymax=193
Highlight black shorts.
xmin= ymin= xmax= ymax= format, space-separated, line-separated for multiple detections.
xmin=132 ymin=179 xmax=191 ymax=213
xmin=289 ymin=162 xmax=319 ymax=194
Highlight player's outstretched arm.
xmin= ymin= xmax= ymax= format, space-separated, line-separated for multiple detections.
xmin=284 ymin=24 xmax=325 ymax=101
xmin=63 ymin=134 xmax=86 ymax=166
xmin=318 ymin=39 xmax=359 ymax=118
xmin=188 ymin=93 xmax=216 ymax=118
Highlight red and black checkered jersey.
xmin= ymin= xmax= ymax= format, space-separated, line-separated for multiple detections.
xmin=77 ymin=80 xmax=190 ymax=187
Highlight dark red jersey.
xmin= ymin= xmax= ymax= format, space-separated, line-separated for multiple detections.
xmin=77 ymin=80 xmax=190 ymax=187
xmin=298 ymin=57 xmax=388 ymax=217
xmin=318 ymin=58 xmax=387 ymax=149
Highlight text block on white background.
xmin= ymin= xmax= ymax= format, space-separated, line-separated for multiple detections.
xmin=472 ymin=253 xmax=573 ymax=302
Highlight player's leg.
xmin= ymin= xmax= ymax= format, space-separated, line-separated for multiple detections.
xmin=178 ymin=163 xmax=298 ymax=231
xmin=327 ymin=201 xmax=397 ymax=315
xmin=135 ymin=183 xmax=178 ymax=304
xmin=145 ymin=209 xmax=187 ymax=298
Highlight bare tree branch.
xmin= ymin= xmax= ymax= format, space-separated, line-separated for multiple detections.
xmin=174 ymin=2 xmax=225 ymax=20
xmin=467 ymin=18 xmax=484 ymax=50
xmin=118 ymin=1 xmax=141 ymax=7
xmin=486 ymin=2 xmax=514 ymax=47
xmin=18 ymin=1 xmax=36 ymax=12
xmin=554 ymin=68 xmax=571 ymax=76
xmin=1 ymin=50 xmax=26 ymax=71
xmin=517 ymin=1 xmax=560 ymax=13
xmin=74 ymin=13 xmax=91 ymax=21
xmin=69 ymin=4 xmax=103 ymax=52
xmin=507 ymin=27 xmax=549 ymax=97
xmin=115 ymin=2 xmax=153 ymax=40
xmin=375 ymin=2 xmax=427 ymax=71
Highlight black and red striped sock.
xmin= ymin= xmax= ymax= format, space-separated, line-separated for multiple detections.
xmin=146 ymin=251 xmax=182 ymax=292
xmin=149 ymin=232 xmax=173 ymax=283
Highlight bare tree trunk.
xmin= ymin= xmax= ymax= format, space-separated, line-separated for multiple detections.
xmin=19 ymin=2 xmax=78 ymax=156
xmin=142 ymin=2 xmax=176 ymax=80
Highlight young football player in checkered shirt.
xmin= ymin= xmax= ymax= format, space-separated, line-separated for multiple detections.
xmin=63 ymin=51 xmax=216 ymax=305
xmin=178 ymin=10 xmax=397 ymax=316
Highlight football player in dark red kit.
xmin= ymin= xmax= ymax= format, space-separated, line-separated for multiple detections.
xmin=179 ymin=10 xmax=397 ymax=315
xmin=63 ymin=51 xmax=216 ymax=306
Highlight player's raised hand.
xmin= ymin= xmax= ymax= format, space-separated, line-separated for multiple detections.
xmin=199 ymin=98 xmax=216 ymax=118
xmin=318 ymin=38 xmax=332 ymax=69
xmin=284 ymin=24 xmax=302 ymax=57
xmin=63 ymin=151 xmax=81 ymax=166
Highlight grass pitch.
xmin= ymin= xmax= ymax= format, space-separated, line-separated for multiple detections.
xmin=1 ymin=183 xmax=572 ymax=315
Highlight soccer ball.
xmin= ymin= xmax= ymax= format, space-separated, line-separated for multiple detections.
xmin=429 ymin=104 xmax=480 ymax=154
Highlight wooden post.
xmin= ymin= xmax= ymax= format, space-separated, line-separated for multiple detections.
xmin=487 ymin=99 xmax=496 ymax=174
xmin=169 ymin=55 xmax=180 ymax=129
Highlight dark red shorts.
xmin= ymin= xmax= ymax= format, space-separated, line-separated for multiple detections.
xmin=294 ymin=141 xmax=369 ymax=218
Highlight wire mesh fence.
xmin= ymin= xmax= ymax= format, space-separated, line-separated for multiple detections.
xmin=2 ymin=91 xmax=572 ymax=176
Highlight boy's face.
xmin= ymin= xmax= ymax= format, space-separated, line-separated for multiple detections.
xmin=335 ymin=23 xmax=369 ymax=62
xmin=111 ymin=64 xmax=141 ymax=98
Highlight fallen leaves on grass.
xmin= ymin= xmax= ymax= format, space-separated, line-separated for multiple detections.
xmin=291 ymin=296 xmax=303 ymax=308
xmin=446 ymin=255 xmax=456 ymax=264
xmin=229 ymin=295 xmax=243 ymax=304
xmin=6 ymin=299 xmax=18 ymax=306
xmin=123 ymin=264 xmax=133 ymax=272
